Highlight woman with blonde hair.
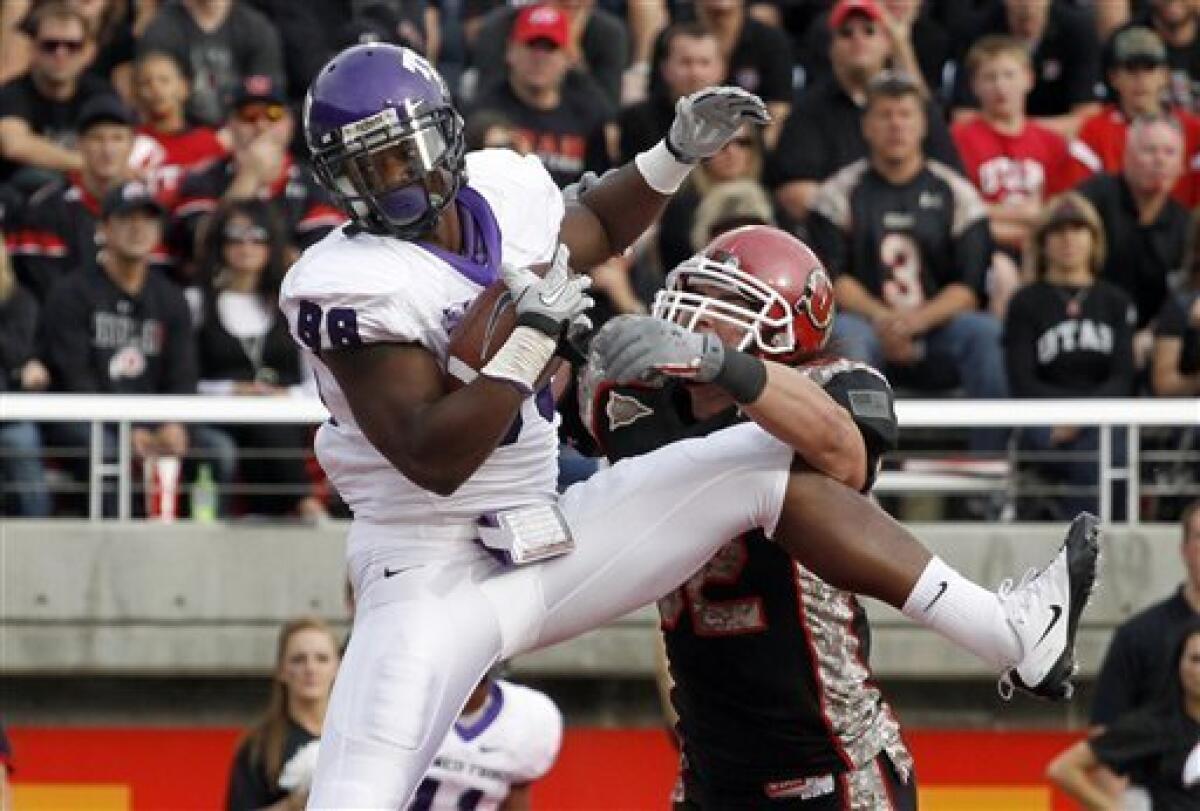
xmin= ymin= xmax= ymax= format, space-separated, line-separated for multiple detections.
xmin=226 ymin=617 xmax=341 ymax=811
xmin=1004 ymin=192 xmax=1137 ymax=519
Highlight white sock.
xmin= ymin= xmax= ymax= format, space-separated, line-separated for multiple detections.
xmin=901 ymin=556 xmax=1021 ymax=669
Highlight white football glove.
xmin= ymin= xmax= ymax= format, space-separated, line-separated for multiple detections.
xmin=501 ymin=243 xmax=594 ymax=339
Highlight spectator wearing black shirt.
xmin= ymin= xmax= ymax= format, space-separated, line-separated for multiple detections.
xmin=806 ymin=73 xmax=1007 ymax=452
xmin=194 ymin=200 xmax=325 ymax=520
xmin=769 ymin=1 xmax=960 ymax=224
xmin=618 ymin=23 xmax=725 ymax=163
xmin=9 ymin=94 xmax=137 ymax=302
xmin=1004 ymin=193 xmax=1136 ymax=519
xmin=40 ymin=181 xmax=196 ymax=514
xmin=469 ymin=0 xmax=629 ymax=110
xmin=1092 ymin=501 xmax=1200 ymax=728
xmin=950 ymin=0 xmax=1101 ymax=138
xmin=469 ymin=5 xmax=613 ymax=188
xmin=1077 ymin=115 xmax=1189 ymax=334
xmin=226 ymin=617 xmax=341 ymax=811
xmin=171 ymin=74 xmax=344 ymax=274
xmin=0 ymin=1 xmax=112 ymax=193
xmin=0 ymin=206 xmax=50 ymax=517
xmin=1049 ymin=618 xmax=1200 ymax=811
xmin=137 ymin=0 xmax=286 ymax=127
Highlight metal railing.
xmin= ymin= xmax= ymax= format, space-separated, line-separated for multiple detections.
xmin=2 ymin=394 xmax=1197 ymax=524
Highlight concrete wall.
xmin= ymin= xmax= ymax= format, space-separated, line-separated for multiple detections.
xmin=0 ymin=521 xmax=1185 ymax=678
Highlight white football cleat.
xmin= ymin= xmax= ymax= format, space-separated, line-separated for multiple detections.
xmin=998 ymin=512 xmax=1102 ymax=701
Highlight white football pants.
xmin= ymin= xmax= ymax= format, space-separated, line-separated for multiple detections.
xmin=308 ymin=422 xmax=792 ymax=809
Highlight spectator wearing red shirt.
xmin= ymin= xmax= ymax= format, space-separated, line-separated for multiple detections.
xmin=130 ymin=50 xmax=228 ymax=208
xmin=953 ymin=35 xmax=1080 ymax=317
xmin=1073 ymin=26 xmax=1200 ymax=207
xmin=468 ymin=5 xmax=614 ymax=188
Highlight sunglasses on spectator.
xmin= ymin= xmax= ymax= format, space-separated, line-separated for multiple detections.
xmin=224 ymin=224 xmax=270 ymax=244
xmin=836 ymin=21 xmax=877 ymax=39
xmin=237 ymin=103 xmax=286 ymax=123
xmin=38 ymin=38 xmax=85 ymax=54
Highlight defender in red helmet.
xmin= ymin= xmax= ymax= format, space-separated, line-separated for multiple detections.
xmin=584 ymin=224 xmax=1099 ymax=807
xmin=583 ymin=225 xmax=918 ymax=807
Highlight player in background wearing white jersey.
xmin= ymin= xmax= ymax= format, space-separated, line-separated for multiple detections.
xmin=285 ymin=43 xmax=1099 ymax=808
xmin=409 ymin=673 xmax=563 ymax=811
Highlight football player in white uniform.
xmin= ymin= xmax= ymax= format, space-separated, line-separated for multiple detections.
xmin=410 ymin=674 xmax=562 ymax=811
xmin=285 ymin=43 xmax=1099 ymax=808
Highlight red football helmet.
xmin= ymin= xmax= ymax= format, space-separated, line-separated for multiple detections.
xmin=652 ymin=225 xmax=835 ymax=363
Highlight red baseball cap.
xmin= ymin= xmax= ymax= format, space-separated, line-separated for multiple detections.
xmin=512 ymin=4 xmax=569 ymax=49
xmin=829 ymin=0 xmax=885 ymax=30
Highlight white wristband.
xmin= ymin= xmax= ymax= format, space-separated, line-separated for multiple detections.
xmin=480 ymin=326 xmax=557 ymax=393
xmin=634 ymin=140 xmax=694 ymax=194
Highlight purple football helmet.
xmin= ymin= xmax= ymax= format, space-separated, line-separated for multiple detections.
xmin=304 ymin=43 xmax=465 ymax=239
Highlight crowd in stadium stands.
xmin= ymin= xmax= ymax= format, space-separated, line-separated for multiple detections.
xmin=1 ymin=0 xmax=1199 ymax=521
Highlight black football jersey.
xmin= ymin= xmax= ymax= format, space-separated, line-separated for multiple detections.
xmin=583 ymin=359 xmax=912 ymax=800
xmin=806 ymin=159 xmax=992 ymax=306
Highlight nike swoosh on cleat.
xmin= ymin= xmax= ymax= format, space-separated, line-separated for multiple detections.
xmin=922 ymin=580 xmax=949 ymax=612
xmin=383 ymin=565 xmax=417 ymax=579
xmin=1035 ymin=604 xmax=1064 ymax=646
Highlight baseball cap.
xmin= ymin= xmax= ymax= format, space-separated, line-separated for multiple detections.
xmin=1112 ymin=26 xmax=1167 ymax=66
xmin=101 ymin=180 xmax=165 ymax=220
xmin=77 ymin=94 xmax=135 ymax=133
xmin=511 ymin=4 xmax=569 ymax=49
xmin=830 ymin=0 xmax=885 ymax=30
xmin=233 ymin=74 xmax=287 ymax=108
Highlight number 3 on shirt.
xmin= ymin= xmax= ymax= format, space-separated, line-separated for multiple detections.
xmin=297 ymin=300 xmax=363 ymax=351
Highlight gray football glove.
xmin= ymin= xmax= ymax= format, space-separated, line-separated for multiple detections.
xmin=501 ymin=243 xmax=594 ymax=339
xmin=589 ymin=314 xmax=725 ymax=385
xmin=666 ymin=86 xmax=770 ymax=163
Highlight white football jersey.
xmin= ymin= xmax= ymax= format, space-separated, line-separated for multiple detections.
xmin=410 ymin=679 xmax=564 ymax=811
xmin=280 ymin=150 xmax=565 ymax=525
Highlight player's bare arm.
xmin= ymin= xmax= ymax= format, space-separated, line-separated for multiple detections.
xmin=322 ymin=343 xmax=526 ymax=497
xmin=559 ymin=87 xmax=770 ymax=270
xmin=590 ymin=316 xmax=866 ymax=490
xmin=746 ymin=362 xmax=867 ymax=490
